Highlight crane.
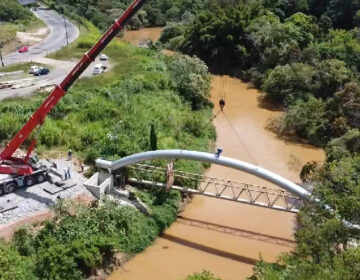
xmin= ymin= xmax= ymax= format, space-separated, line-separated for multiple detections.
xmin=0 ymin=0 xmax=147 ymax=195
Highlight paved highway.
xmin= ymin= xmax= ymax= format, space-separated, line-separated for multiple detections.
xmin=0 ymin=7 xmax=113 ymax=101
xmin=0 ymin=57 xmax=109 ymax=101
xmin=3 ymin=8 xmax=79 ymax=66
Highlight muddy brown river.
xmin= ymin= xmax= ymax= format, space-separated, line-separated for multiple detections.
xmin=108 ymin=28 xmax=325 ymax=280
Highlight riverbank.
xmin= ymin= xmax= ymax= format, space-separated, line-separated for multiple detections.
xmin=108 ymin=28 xmax=325 ymax=280
xmin=0 ymin=25 xmax=216 ymax=279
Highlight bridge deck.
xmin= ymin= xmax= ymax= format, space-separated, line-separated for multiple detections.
xmin=127 ymin=164 xmax=303 ymax=213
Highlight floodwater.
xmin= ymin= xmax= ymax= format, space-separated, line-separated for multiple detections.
xmin=121 ymin=27 xmax=163 ymax=45
xmin=108 ymin=29 xmax=325 ymax=280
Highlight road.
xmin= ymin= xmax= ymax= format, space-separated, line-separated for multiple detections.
xmin=0 ymin=57 xmax=110 ymax=101
xmin=3 ymin=8 xmax=79 ymax=66
xmin=0 ymin=7 xmax=111 ymax=101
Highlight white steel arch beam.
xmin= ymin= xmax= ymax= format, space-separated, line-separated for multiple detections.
xmin=96 ymin=149 xmax=360 ymax=230
xmin=96 ymin=149 xmax=311 ymax=200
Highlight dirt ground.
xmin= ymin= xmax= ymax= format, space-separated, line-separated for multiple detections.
xmin=2 ymin=27 xmax=50 ymax=56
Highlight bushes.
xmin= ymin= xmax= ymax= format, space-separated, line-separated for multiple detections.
xmin=158 ymin=1 xmax=360 ymax=148
xmin=13 ymin=228 xmax=35 ymax=257
xmin=166 ymin=54 xmax=211 ymax=109
xmin=185 ymin=270 xmax=222 ymax=280
xmin=278 ymin=97 xmax=328 ymax=145
xmin=44 ymin=0 xmax=206 ymax=31
xmin=159 ymin=23 xmax=185 ymax=45
xmin=77 ymin=39 xmax=94 ymax=49
xmin=0 ymin=242 xmax=35 ymax=280
xmin=263 ymin=59 xmax=352 ymax=104
xmin=0 ymin=20 xmax=214 ymax=280
xmin=0 ymin=195 xmax=181 ymax=279
xmin=35 ymin=244 xmax=84 ymax=280
xmin=0 ymin=24 xmax=17 ymax=44
xmin=0 ymin=42 xmax=214 ymax=165
xmin=263 ymin=63 xmax=316 ymax=104
xmin=0 ymin=0 xmax=33 ymax=22
xmin=326 ymin=129 xmax=360 ymax=161
xmin=38 ymin=121 xmax=62 ymax=147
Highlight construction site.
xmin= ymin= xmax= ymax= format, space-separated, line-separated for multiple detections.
xmin=1 ymin=0 xmax=359 ymax=279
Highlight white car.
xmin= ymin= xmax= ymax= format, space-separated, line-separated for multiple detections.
xmin=100 ymin=54 xmax=108 ymax=61
xmin=29 ymin=66 xmax=40 ymax=74
xmin=93 ymin=64 xmax=107 ymax=75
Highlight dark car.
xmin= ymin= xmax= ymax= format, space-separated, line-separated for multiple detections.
xmin=34 ymin=68 xmax=50 ymax=76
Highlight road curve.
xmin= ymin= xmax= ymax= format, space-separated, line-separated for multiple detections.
xmin=3 ymin=8 xmax=79 ymax=66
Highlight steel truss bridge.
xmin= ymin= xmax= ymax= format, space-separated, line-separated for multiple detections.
xmin=96 ymin=149 xmax=310 ymax=213
xmin=96 ymin=149 xmax=359 ymax=230
xmin=127 ymin=164 xmax=303 ymax=213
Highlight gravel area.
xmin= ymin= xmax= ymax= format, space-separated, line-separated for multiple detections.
xmin=0 ymin=158 xmax=95 ymax=225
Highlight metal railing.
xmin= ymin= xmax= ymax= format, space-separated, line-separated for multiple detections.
xmin=127 ymin=164 xmax=303 ymax=213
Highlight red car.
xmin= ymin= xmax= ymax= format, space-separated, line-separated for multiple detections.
xmin=18 ymin=46 xmax=28 ymax=53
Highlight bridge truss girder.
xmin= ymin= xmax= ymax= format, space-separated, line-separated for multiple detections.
xmin=127 ymin=164 xmax=303 ymax=213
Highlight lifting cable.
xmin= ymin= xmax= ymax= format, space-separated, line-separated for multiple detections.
xmin=219 ymin=76 xmax=226 ymax=111
xmin=222 ymin=111 xmax=258 ymax=166
xmin=205 ymin=76 xmax=226 ymax=127
xmin=205 ymin=76 xmax=258 ymax=165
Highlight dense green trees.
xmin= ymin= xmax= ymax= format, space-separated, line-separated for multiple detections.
xmin=158 ymin=1 xmax=360 ymax=147
xmin=0 ymin=42 xmax=214 ymax=165
xmin=2 ymin=0 xmax=360 ymax=279
xmin=0 ymin=242 xmax=36 ymax=280
xmin=251 ymin=151 xmax=360 ymax=279
xmin=0 ymin=193 xmax=181 ymax=280
xmin=44 ymin=0 xmax=206 ymax=30
xmin=166 ymin=54 xmax=211 ymax=109
xmin=181 ymin=3 xmax=264 ymax=70
xmin=156 ymin=1 xmax=360 ymax=279
xmin=0 ymin=0 xmax=33 ymax=22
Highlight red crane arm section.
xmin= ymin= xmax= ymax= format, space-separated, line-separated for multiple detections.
xmin=0 ymin=0 xmax=147 ymax=161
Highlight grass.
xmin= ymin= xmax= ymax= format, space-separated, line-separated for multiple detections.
xmin=0 ymin=20 xmax=215 ymax=171
xmin=0 ymin=19 xmax=216 ymax=280
xmin=47 ymin=19 xmax=100 ymax=60
xmin=0 ymin=24 xmax=17 ymax=43
xmin=0 ymin=62 xmax=49 ymax=73
xmin=16 ymin=17 xmax=47 ymax=33
xmin=0 ymin=17 xmax=47 ymax=44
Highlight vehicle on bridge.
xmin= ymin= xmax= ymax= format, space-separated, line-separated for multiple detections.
xmin=0 ymin=0 xmax=147 ymax=196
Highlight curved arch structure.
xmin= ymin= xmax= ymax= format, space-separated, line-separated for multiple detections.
xmin=96 ymin=149 xmax=360 ymax=230
xmin=96 ymin=149 xmax=311 ymax=200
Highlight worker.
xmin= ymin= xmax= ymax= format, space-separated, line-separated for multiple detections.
xmin=219 ymin=99 xmax=225 ymax=111
xmin=215 ymin=148 xmax=223 ymax=158
xmin=51 ymin=162 xmax=57 ymax=169
xmin=67 ymin=166 xmax=71 ymax=179
xmin=68 ymin=149 xmax=72 ymax=161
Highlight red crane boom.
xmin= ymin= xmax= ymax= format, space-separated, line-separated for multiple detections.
xmin=0 ymin=0 xmax=147 ymax=176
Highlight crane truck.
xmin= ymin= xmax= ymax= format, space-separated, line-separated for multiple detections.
xmin=0 ymin=0 xmax=147 ymax=196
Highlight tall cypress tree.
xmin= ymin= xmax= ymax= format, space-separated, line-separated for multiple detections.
xmin=150 ymin=124 xmax=157 ymax=151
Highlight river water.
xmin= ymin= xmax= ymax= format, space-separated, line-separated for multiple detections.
xmin=108 ymin=28 xmax=325 ymax=280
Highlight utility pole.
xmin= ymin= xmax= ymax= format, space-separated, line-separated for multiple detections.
xmin=63 ymin=15 xmax=69 ymax=45
xmin=0 ymin=43 xmax=4 ymax=67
